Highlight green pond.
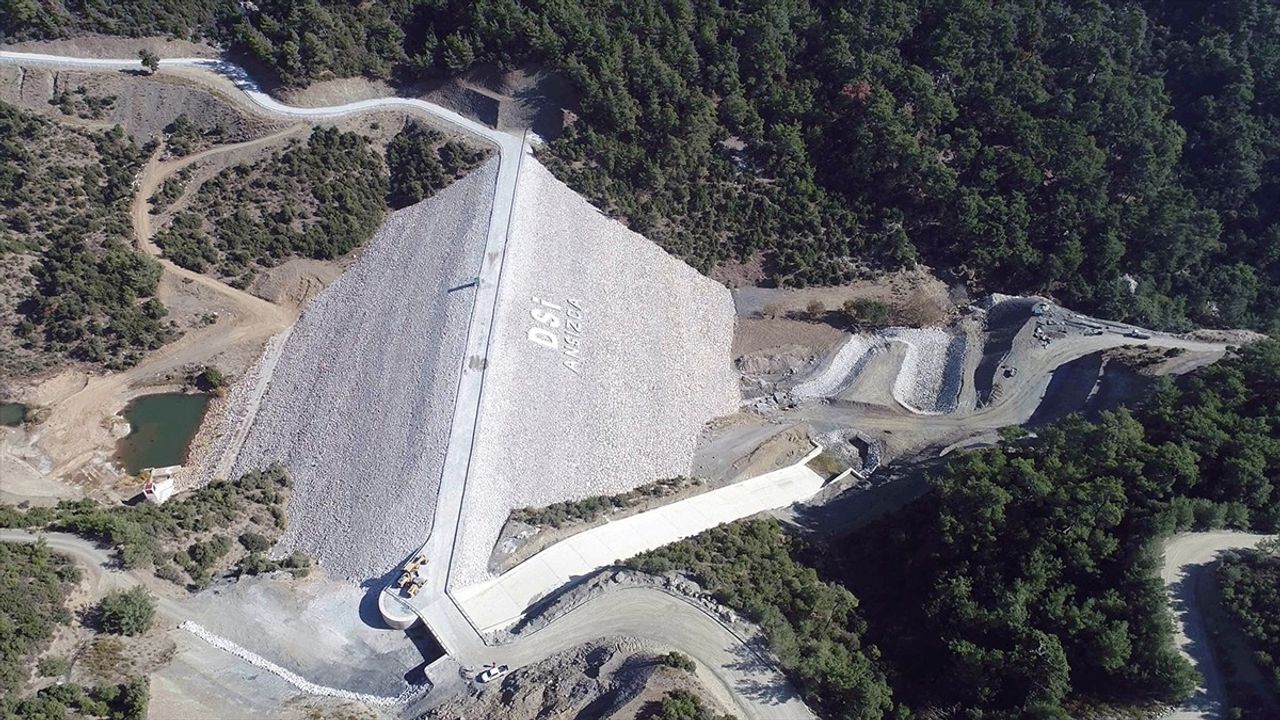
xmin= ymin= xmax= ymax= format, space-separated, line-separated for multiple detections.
xmin=0 ymin=403 xmax=26 ymax=426
xmin=115 ymin=393 xmax=211 ymax=474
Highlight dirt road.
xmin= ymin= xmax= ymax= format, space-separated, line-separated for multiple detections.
xmin=131 ymin=124 xmax=308 ymax=252
xmin=461 ymin=587 xmax=814 ymax=720
xmin=2 ymin=529 xmax=808 ymax=719
xmin=1162 ymin=532 xmax=1273 ymax=720
xmin=11 ymin=126 xmax=307 ymax=486
xmin=0 ymin=529 xmax=187 ymax=617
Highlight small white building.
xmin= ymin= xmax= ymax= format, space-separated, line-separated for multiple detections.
xmin=143 ymin=466 xmax=180 ymax=505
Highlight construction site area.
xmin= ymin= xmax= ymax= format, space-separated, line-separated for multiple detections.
xmin=0 ymin=47 xmax=1261 ymax=720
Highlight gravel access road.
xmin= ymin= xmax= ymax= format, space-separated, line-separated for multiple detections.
xmin=1162 ymin=532 xmax=1273 ymax=720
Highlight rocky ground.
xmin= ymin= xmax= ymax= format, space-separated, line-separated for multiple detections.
xmin=0 ymin=64 xmax=273 ymax=144
xmin=231 ymin=160 xmax=496 ymax=582
xmin=454 ymin=157 xmax=740 ymax=589
xmin=422 ymin=638 xmax=728 ymax=720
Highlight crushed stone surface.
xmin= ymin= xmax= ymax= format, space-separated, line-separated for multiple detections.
xmin=887 ymin=327 xmax=968 ymax=414
xmin=787 ymin=326 xmax=968 ymax=415
xmin=453 ymin=157 xmax=740 ymax=588
xmin=232 ymin=159 xmax=497 ymax=581
xmin=791 ymin=334 xmax=877 ymax=399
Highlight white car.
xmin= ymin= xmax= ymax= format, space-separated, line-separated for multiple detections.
xmin=476 ymin=664 xmax=509 ymax=684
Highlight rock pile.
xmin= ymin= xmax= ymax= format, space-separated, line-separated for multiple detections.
xmin=886 ymin=327 xmax=968 ymax=414
xmin=232 ymin=160 xmax=498 ymax=581
xmin=453 ymin=158 xmax=739 ymax=588
xmin=790 ymin=335 xmax=877 ymax=399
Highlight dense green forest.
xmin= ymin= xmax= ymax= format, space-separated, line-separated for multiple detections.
xmin=5 ymin=0 xmax=1278 ymax=331
xmin=846 ymin=338 xmax=1280 ymax=716
xmin=846 ymin=414 xmax=1202 ymax=717
xmin=0 ymin=101 xmax=168 ymax=374
xmin=1217 ymin=544 xmax=1280 ymax=717
xmin=631 ymin=339 xmax=1280 ymax=718
xmin=387 ymin=121 xmax=490 ymax=208
xmin=630 ymin=520 xmax=893 ymax=719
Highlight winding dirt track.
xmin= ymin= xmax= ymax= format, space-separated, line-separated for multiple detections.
xmin=130 ymin=124 xmax=308 ymax=251
xmin=19 ymin=127 xmax=307 ymax=481
xmin=1162 ymin=532 xmax=1273 ymax=720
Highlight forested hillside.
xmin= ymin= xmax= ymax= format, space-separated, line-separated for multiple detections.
xmin=630 ymin=339 xmax=1280 ymax=718
xmin=1217 ymin=544 xmax=1280 ymax=718
xmin=0 ymin=101 xmax=167 ymax=376
xmin=5 ymin=0 xmax=1277 ymax=331
xmin=630 ymin=520 xmax=893 ymax=719
xmin=843 ymin=338 xmax=1280 ymax=716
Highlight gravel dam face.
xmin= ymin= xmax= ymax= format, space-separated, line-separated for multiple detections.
xmin=453 ymin=157 xmax=740 ymax=588
xmin=233 ymin=160 xmax=498 ymax=581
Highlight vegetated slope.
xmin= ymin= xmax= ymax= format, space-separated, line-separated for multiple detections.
xmin=630 ymin=520 xmax=893 ymax=720
xmin=0 ymin=0 xmax=221 ymax=42
xmin=0 ymin=540 xmax=79 ymax=696
xmin=842 ymin=340 xmax=1280 ymax=718
xmin=0 ymin=465 xmax=302 ymax=589
xmin=387 ymin=122 xmax=490 ymax=209
xmin=7 ymin=1 xmax=1279 ymax=333
xmin=152 ymin=121 xmax=488 ymax=286
xmin=630 ymin=339 xmax=1280 ymax=719
xmin=0 ymin=541 xmax=151 ymax=720
xmin=153 ymin=127 xmax=388 ymax=285
xmin=1217 ymin=544 xmax=1280 ymax=716
xmin=0 ymin=100 xmax=167 ymax=377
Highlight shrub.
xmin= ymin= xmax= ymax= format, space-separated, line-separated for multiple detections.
xmin=842 ymin=298 xmax=891 ymax=329
xmin=238 ymin=532 xmax=270 ymax=553
xmin=36 ymin=655 xmax=69 ymax=677
xmin=193 ymin=366 xmax=226 ymax=393
xmin=654 ymin=689 xmax=735 ymax=720
xmin=96 ymin=587 xmax=155 ymax=636
xmin=658 ymin=651 xmax=696 ymax=673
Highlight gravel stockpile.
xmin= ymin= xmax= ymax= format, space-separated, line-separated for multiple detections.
xmin=233 ymin=159 xmax=497 ymax=581
xmin=886 ymin=328 xmax=967 ymax=414
xmin=453 ymin=158 xmax=740 ymax=588
xmin=791 ymin=335 xmax=877 ymax=399
xmin=935 ymin=335 xmax=969 ymax=413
